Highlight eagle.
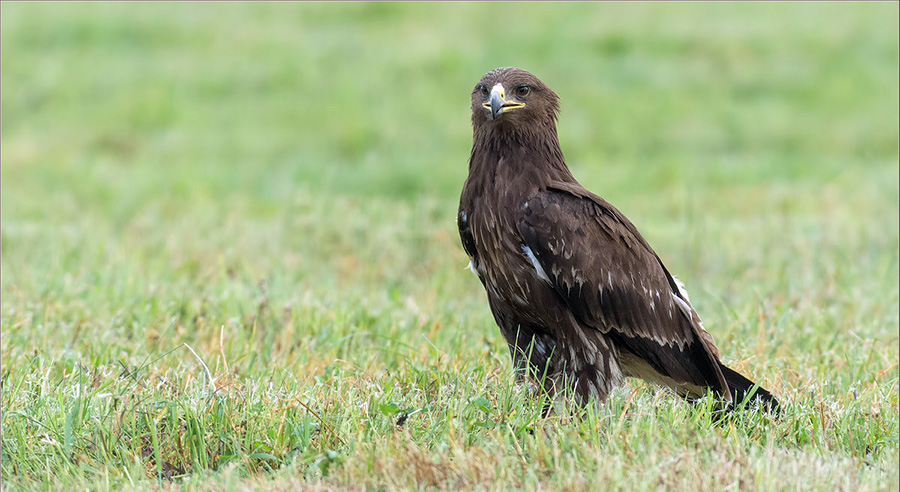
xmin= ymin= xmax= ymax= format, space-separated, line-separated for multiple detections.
xmin=458 ymin=67 xmax=778 ymax=411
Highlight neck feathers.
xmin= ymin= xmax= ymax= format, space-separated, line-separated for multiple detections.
xmin=469 ymin=121 xmax=572 ymax=183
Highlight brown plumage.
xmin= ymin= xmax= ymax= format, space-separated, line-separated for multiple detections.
xmin=458 ymin=67 xmax=777 ymax=410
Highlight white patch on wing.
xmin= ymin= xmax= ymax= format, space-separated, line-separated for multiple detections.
xmin=465 ymin=259 xmax=478 ymax=275
xmin=671 ymin=275 xmax=709 ymax=333
xmin=671 ymin=275 xmax=691 ymax=302
xmin=521 ymin=244 xmax=551 ymax=283
xmin=672 ymin=293 xmax=694 ymax=322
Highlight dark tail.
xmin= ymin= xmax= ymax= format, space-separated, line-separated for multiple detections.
xmin=719 ymin=363 xmax=780 ymax=413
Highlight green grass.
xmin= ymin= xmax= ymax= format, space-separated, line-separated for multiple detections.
xmin=2 ymin=3 xmax=898 ymax=491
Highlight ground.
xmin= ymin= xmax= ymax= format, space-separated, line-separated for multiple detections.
xmin=1 ymin=3 xmax=898 ymax=491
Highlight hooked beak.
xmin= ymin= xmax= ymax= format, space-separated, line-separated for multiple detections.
xmin=489 ymin=91 xmax=504 ymax=120
xmin=483 ymin=84 xmax=525 ymax=120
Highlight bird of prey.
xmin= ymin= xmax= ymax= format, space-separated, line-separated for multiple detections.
xmin=458 ymin=67 xmax=777 ymax=410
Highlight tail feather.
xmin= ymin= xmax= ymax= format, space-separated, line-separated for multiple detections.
xmin=719 ymin=363 xmax=780 ymax=413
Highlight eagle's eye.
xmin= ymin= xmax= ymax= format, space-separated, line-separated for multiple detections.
xmin=478 ymin=85 xmax=489 ymax=97
xmin=515 ymin=85 xmax=531 ymax=97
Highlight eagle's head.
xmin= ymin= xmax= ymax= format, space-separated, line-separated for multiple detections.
xmin=470 ymin=67 xmax=560 ymax=131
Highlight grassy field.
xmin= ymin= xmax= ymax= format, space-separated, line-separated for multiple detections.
xmin=1 ymin=3 xmax=898 ymax=491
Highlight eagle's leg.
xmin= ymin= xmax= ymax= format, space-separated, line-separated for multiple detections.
xmin=503 ymin=323 xmax=558 ymax=397
xmin=555 ymin=329 xmax=626 ymax=407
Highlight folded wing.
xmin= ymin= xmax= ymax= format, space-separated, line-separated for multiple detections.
xmin=517 ymin=181 xmax=731 ymax=399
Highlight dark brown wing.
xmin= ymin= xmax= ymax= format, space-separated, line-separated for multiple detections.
xmin=517 ymin=181 xmax=730 ymax=398
xmin=457 ymin=208 xmax=485 ymax=284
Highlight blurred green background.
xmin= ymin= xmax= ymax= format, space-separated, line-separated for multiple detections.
xmin=2 ymin=0 xmax=898 ymax=388
xmin=3 ymin=0 xmax=898 ymax=385
xmin=1 ymin=3 xmax=898 ymax=488
xmin=4 ymin=2 xmax=897 ymax=204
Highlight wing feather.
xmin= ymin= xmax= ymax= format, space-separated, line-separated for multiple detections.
xmin=517 ymin=182 xmax=729 ymax=397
